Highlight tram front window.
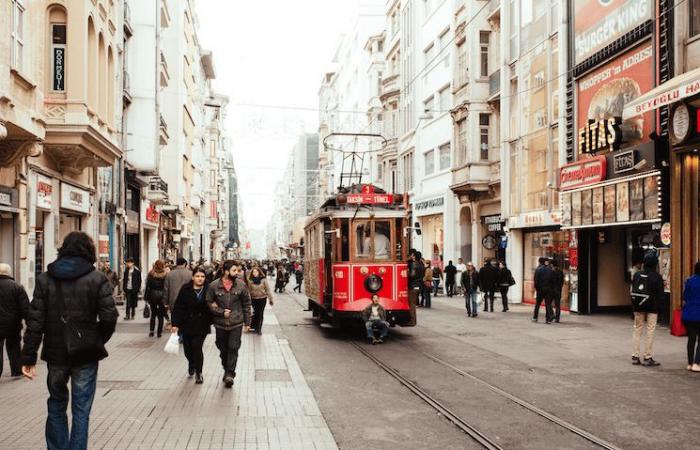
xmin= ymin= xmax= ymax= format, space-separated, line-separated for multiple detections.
xmin=373 ymin=221 xmax=391 ymax=260
xmin=355 ymin=220 xmax=392 ymax=261
xmin=356 ymin=221 xmax=371 ymax=259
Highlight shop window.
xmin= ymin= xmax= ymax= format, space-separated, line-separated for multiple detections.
xmin=692 ymin=0 xmax=700 ymax=37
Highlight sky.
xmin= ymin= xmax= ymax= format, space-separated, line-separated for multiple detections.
xmin=196 ymin=0 xmax=369 ymax=230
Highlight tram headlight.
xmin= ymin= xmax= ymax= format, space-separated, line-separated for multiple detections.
xmin=365 ymin=274 xmax=383 ymax=293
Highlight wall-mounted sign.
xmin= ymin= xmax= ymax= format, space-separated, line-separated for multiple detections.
xmin=142 ymin=203 xmax=159 ymax=226
xmin=98 ymin=235 xmax=110 ymax=259
xmin=482 ymin=235 xmax=497 ymax=250
xmin=624 ymin=77 xmax=700 ymax=118
xmin=60 ymin=183 xmax=90 ymax=214
xmin=414 ymin=197 xmax=445 ymax=211
xmin=573 ymin=0 xmax=652 ymax=64
xmin=560 ymin=156 xmax=607 ymax=190
xmin=660 ymin=222 xmax=671 ymax=246
xmin=578 ymin=118 xmax=622 ymax=154
xmin=613 ymin=150 xmax=637 ymax=174
xmin=52 ymin=47 xmax=65 ymax=91
xmin=0 ymin=192 xmax=11 ymax=207
xmin=37 ymin=175 xmax=53 ymax=210
xmin=482 ymin=214 xmax=504 ymax=232
xmin=577 ymin=43 xmax=654 ymax=150
xmin=669 ymin=103 xmax=694 ymax=144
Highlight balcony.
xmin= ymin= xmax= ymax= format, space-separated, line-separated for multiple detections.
xmin=380 ymin=74 xmax=400 ymax=101
xmin=159 ymin=52 xmax=170 ymax=88
xmin=122 ymin=71 xmax=132 ymax=105
xmin=487 ymin=0 xmax=501 ymax=27
xmin=160 ymin=0 xmax=171 ymax=28
xmin=488 ymin=69 xmax=500 ymax=100
xmin=159 ymin=114 xmax=169 ymax=145
xmin=450 ymin=161 xmax=493 ymax=200
xmin=147 ymin=176 xmax=169 ymax=204
xmin=123 ymin=3 xmax=133 ymax=37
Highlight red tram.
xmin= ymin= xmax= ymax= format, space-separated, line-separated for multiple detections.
xmin=303 ymin=184 xmax=413 ymax=327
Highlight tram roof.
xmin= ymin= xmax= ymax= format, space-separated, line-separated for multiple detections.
xmin=305 ymin=207 xmax=406 ymax=226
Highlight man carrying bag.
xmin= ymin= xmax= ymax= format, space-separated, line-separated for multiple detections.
xmin=21 ymin=232 xmax=118 ymax=450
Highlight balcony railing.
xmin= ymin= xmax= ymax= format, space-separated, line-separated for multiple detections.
xmin=123 ymin=3 xmax=133 ymax=37
xmin=147 ymin=176 xmax=169 ymax=204
xmin=122 ymin=71 xmax=132 ymax=104
xmin=489 ymin=69 xmax=501 ymax=97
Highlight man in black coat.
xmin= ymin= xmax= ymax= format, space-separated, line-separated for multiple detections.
xmin=122 ymin=257 xmax=142 ymax=320
xmin=550 ymin=260 xmax=565 ymax=323
xmin=21 ymin=232 xmax=118 ymax=450
xmin=479 ymin=259 xmax=499 ymax=312
xmin=0 ymin=263 xmax=30 ymax=377
xmin=631 ymin=253 xmax=665 ymax=366
xmin=533 ymin=257 xmax=555 ymax=323
xmin=444 ymin=260 xmax=457 ymax=297
xmin=407 ymin=250 xmax=425 ymax=326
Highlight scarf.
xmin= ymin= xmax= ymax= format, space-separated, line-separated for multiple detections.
xmin=251 ymin=276 xmax=263 ymax=285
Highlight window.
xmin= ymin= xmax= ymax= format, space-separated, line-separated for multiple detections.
xmin=424 ymin=150 xmax=435 ymax=175
xmin=423 ymin=43 xmax=435 ymax=67
xmin=11 ymin=0 xmax=26 ymax=71
xmin=51 ymin=23 xmax=67 ymax=91
xmin=377 ymin=40 xmax=383 ymax=52
xmin=480 ymin=32 xmax=490 ymax=77
xmin=439 ymin=85 xmax=451 ymax=111
xmin=210 ymin=170 xmax=216 ymax=188
xmin=402 ymin=151 xmax=414 ymax=191
xmin=438 ymin=28 xmax=450 ymax=50
xmin=456 ymin=42 xmax=468 ymax=87
xmin=693 ymin=1 xmax=700 ymax=37
xmin=377 ymin=161 xmax=383 ymax=181
xmin=377 ymin=71 xmax=383 ymax=96
xmin=457 ymin=120 xmax=467 ymax=165
xmin=480 ymin=114 xmax=490 ymax=160
xmin=354 ymin=221 xmax=371 ymax=260
xmin=423 ymin=96 xmax=434 ymax=115
xmin=439 ymin=143 xmax=451 ymax=171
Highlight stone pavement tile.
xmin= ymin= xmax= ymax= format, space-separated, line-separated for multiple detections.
xmin=0 ymin=310 xmax=338 ymax=450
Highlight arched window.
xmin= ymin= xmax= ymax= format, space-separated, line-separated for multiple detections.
xmin=107 ymin=46 xmax=115 ymax=126
xmin=48 ymin=5 xmax=67 ymax=93
xmin=87 ymin=17 xmax=97 ymax=109
xmin=98 ymin=33 xmax=106 ymax=119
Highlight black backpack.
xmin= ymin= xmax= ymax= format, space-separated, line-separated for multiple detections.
xmin=631 ymin=271 xmax=653 ymax=307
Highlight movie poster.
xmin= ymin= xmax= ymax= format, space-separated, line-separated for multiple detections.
xmin=604 ymin=185 xmax=616 ymax=223
xmin=576 ymin=42 xmax=654 ymax=152
xmin=581 ymin=189 xmax=593 ymax=225
xmin=644 ymin=176 xmax=658 ymax=219
xmin=592 ymin=187 xmax=604 ymax=224
xmin=572 ymin=191 xmax=582 ymax=227
xmin=616 ymin=182 xmax=629 ymax=222
xmin=630 ymin=178 xmax=644 ymax=221
xmin=561 ymin=193 xmax=572 ymax=227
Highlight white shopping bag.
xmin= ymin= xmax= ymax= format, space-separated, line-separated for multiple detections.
xmin=164 ymin=333 xmax=179 ymax=355
xmin=476 ymin=292 xmax=483 ymax=305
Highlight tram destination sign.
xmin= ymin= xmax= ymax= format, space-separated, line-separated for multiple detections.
xmin=347 ymin=193 xmax=393 ymax=204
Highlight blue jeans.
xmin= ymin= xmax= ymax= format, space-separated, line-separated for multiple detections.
xmin=432 ymin=279 xmax=440 ymax=295
xmin=465 ymin=290 xmax=478 ymax=315
xmin=365 ymin=320 xmax=389 ymax=339
xmin=422 ymin=285 xmax=432 ymax=308
xmin=46 ymin=362 xmax=98 ymax=450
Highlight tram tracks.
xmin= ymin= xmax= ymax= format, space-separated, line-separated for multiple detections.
xmin=352 ymin=341 xmax=622 ymax=450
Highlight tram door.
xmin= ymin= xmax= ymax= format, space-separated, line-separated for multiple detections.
xmin=323 ymin=218 xmax=333 ymax=309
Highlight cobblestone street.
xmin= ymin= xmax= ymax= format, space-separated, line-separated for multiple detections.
xmin=0 ymin=309 xmax=336 ymax=450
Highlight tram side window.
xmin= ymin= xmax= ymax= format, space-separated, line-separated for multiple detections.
xmin=340 ymin=219 xmax=349 ymax=262
xmin=374 ymin=220 xmax=391 ymax=260
xmin=395 ymin=218 xmax=404 ymax=260
xmin=356 ymin=221 xmax=371 ymax=260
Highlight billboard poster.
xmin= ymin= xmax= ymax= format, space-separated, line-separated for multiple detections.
xmin=581 ymin=189 xmax=593 ymax=225
xmin=592 ymin=187 xmax=604 ymax=224
xmin=576 ymin=42 xmax=654 ymax=152
xmin=572 ymin=191 xmax=582 ymax=227
xmin=643 ymin=175 xmax=658 ymax=219
xmin=604 ymin=185 xmax=617 ymax=223
xmin=629 ymin=178 xmax=644 ymax=221
xmin=616 ymin=182 xmax=630 ymax=222
xmin=573 ymin=0 xmax=652 ymax=64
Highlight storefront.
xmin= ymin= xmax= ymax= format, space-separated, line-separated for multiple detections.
xmin=33 ymin=174 xmax=55 ymax=279
xmin=141 ymin=201 xmax=160 ymax=270
xmin=480 ymin=211 xmax=506 ymax=264
xmin=623 ymin=66 xmax=700 ymax=315
xmin=413 ymin=196 xmax=445 ymax=268
xmin=0 ymin=186 xmax=20 ymax=275
xmin=59 ymin=182 xmax=91 ymax=245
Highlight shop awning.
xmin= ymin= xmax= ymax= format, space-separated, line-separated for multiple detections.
xmin=623 ymin=67 xmax=700 ymax=119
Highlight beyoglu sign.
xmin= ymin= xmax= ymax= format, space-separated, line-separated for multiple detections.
xmin=560 ymin=156 xmax=607 ymax=190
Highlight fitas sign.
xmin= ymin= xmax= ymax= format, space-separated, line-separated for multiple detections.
xmin=578 ymin=117 xmax=622 ymax=154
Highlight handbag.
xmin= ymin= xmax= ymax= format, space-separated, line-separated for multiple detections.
xmin=671 ymin=309 xmax=687 ymax=337
xmin=143 ymin=303 xmax=151 ymax=319
xmin=54 ymin=279 xmax=102 ymax=359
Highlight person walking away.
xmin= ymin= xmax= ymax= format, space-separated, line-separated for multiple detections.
xmin=171 ymin=267 xmax=212 ymax=384
xmin=444 ymin=260 xmax=457 ymax=297
xmin=630 ymin=253 xmax=665 ymax=366
xmin=206 ymin=260 xmax=251 ymax=388
xmin=532 ymin=258 xmax=554 ymax=322
xmin=479 ymin=259 xmax=499 ymax=312
xmin=248 ymin=267 xmax=273 ymax=334
xmin=551 ymin=260 xmax=565 ymax=323
xmin=497 ymin=261 xmax=514 ymax=312
xmin=422 ymin=260 xmax=433 ymax=308
xmin=456 ymin=258 xmax=467 ymax=295
xmin=0 ymin=263 xmax=30 ymax=378
xmin=682 ymin=262 xmax=700 ymax=372
xmin=362 ymin=294 xmax=389 ymax=344
xmin=145 ymin=260 xmax=168 ymax=337
xmin=164 ymin=257 xmax=192 ymax=324
xmin=432 ymin=264 xmax=443 ymax=297
xmin=275 ymin=265 xmax=286 ymax=293
xmin=122 ymin=258 xmax=142 ymax=320
xmin=21 ymin=231 xmax=118 ymax=450
xmin=293 ymin=267 xmax=303 ymax=293
xmin=407 ymin=250 xmax=424 ymax=326
xmin=462 ymin=263 xmax=480 ymax=317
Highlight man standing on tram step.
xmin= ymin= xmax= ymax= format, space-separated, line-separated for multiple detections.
xmin=479 ymin=259 xmax=499 ymax=313
xmin=122 ymin=258 xmax=142 ymax=320
xmin=407 ymin=249 xmax=424 ymax=326
xmin=21 ymin=232 xmax=118 ymax=450
xmin=206 ymin=260 xmax=251 ymax=388
xmin=164 ymin=257 xmax=193 ymax=321
xmin=532 ymin=257 xmax=555 ymax=323
xmin=444 ymin=260 xmax=457 ymax=297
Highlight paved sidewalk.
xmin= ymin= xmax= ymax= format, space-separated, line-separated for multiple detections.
xmin=0 ymin=309 xmax=337 ymax=450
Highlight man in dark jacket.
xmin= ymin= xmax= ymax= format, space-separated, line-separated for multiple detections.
xmin=532 ymin=257 xmax=554 ymax=323
xmin=407 ymin=250 xmax=425 ymax=326
xmin=122 ymin=258 xmax=142 ymax=320
xmin=479 ymin=259 xmax=499 ymax=312
xmin=21 ymin=232 xmax=118 ymax=450
xmin=0 ymin=263 xmax=30 ymax=377
xmin=362 ymin=295 xmax=389 ymax=344
xmin=206 ymin=260 xmax=251 ymax=388
xmin=444 ymin=261 xmax=457 ymax=297
xmin=550 ymin=260 xmax=565 ymax=323
xmin=631 ymin=253 xmax=665 ymax=366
